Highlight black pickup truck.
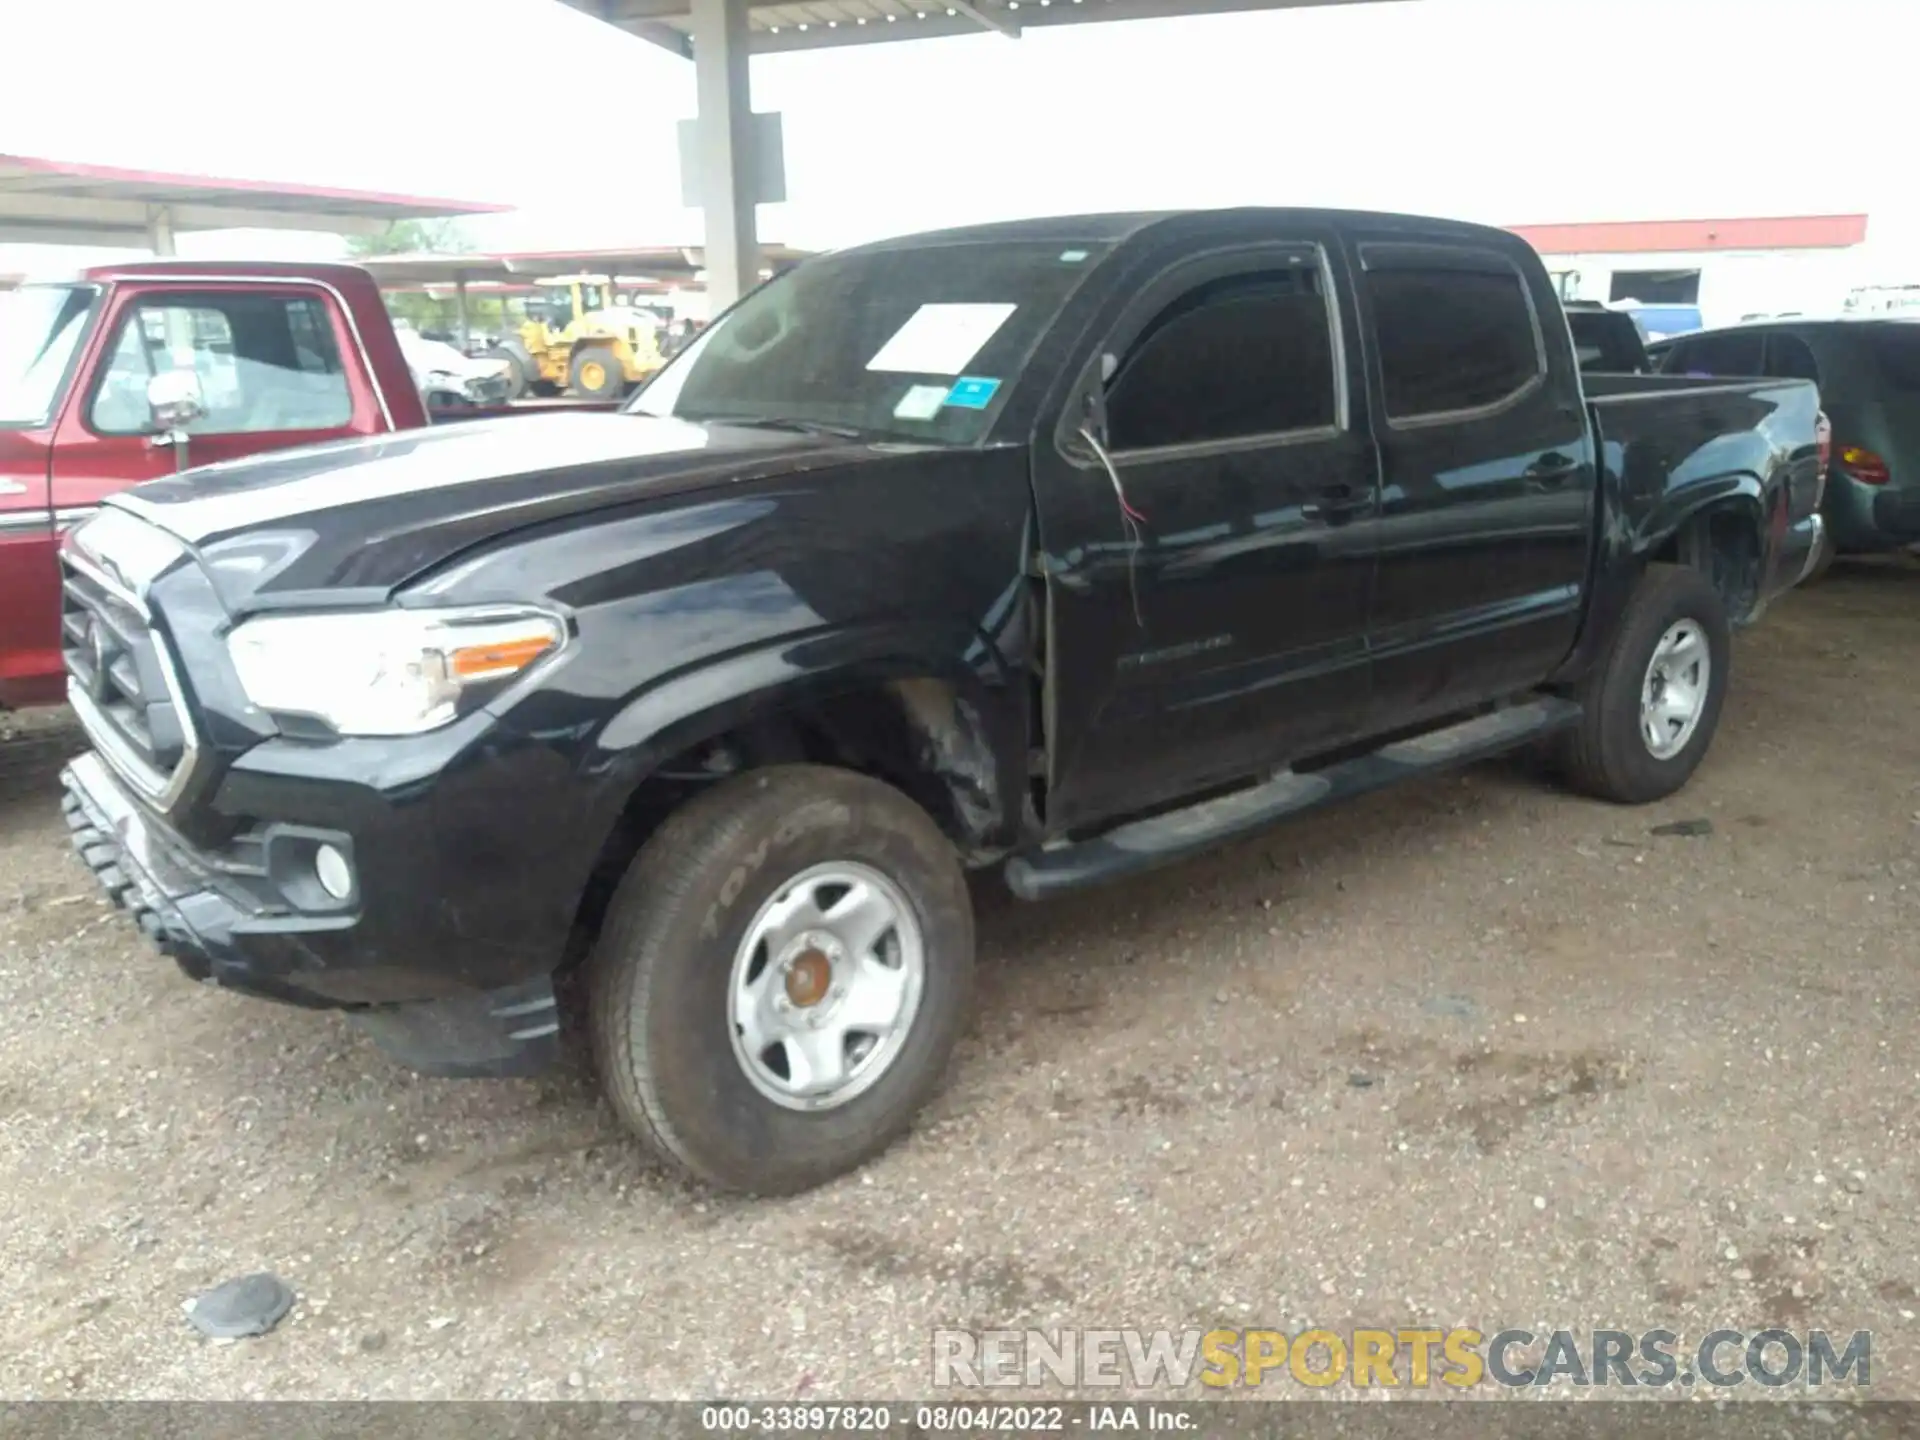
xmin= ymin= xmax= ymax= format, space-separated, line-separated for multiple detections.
xmin=57 ymin=208 xmax=1826 ymax=1194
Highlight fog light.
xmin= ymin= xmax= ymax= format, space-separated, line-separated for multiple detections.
xmin=314 ymin=844 xmax=353 ymax=901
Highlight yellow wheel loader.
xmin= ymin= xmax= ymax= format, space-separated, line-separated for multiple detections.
xmin=484 ymin=276 xmax=663 ymax=400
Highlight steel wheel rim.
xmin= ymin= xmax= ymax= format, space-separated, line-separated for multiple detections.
xmin=726 ymin=861 xmax=926 ymax=1113
xmin=1640 ymin=619 xmax=1711 ymax=760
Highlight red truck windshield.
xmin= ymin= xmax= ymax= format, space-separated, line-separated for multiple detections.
xmin=0 ymin=284 xmax=99 ymax=428
xmin=631 ymin=240 xmax=1111 ymax=444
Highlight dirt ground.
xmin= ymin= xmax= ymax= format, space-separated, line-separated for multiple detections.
xmin=1 ymin=560 xmax=1917 ymax=1402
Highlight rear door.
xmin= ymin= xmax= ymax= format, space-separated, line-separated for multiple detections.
xmin=1352 ymin=239 xmax=1596 ymax=732
xmin=1035 ymin=236 xmax=1379 ymax=831
xmin=49 ymin=284 xmax=376 ymax=514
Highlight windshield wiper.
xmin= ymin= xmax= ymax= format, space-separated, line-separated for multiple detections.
xmin=685 ymin=414 xmax=874 ymax=441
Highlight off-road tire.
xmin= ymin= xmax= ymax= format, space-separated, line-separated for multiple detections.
xmin=1557 ymin=563 xmax=1731 ymax=804
xmin=567 ymin=346 xmax=624 ymax=401
xmin=587 ymin=765 xmax=974 ymax=1195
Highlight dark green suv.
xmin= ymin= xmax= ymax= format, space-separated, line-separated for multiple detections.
xmin=1652 ymin=318 xmax=1920 ymax=573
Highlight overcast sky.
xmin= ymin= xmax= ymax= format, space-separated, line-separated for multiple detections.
xmin=2 ymin=0 xmax=1914 ymax=274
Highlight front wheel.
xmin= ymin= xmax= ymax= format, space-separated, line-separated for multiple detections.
xmin=1556 ymin=563 xmax=1731 ymax=804
xmin=587 ymin=766 xmax=974 ymax=1195
xmin=568 ymin=346 xmax=625 ymax=400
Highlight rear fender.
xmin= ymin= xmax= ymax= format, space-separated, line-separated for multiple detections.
xmin=1632 ymin=473 xmax=1767 ymax=559
xmin=1550 ymin=469 xmax=1769 ymax=687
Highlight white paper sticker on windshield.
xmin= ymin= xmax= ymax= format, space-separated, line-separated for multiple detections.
xmin=893 ymin=384 xmax=951 ymax=421
xmin=866 ymin=303 xmax=1017 ymax=376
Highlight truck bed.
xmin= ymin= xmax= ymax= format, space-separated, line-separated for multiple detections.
xmin=1583 ymin=370 xmax=1825 ymax=616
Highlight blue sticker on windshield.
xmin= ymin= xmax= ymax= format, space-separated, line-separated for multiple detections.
xmin=946 ymin=376 xmax=1002 ymax=410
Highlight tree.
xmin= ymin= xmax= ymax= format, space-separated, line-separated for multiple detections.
xmin=345 ymin=218 xmax=473 ymax=259
xmin=346 ymin=219 xmax=504 ymax=343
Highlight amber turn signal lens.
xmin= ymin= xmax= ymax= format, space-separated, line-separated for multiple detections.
xmin=447 ymin=633 xmax=557 ymax=681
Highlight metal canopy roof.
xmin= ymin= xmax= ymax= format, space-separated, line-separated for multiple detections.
xmin=356 ymin=244 xmax=815 ymax=288
xmin=565 ymin=0 xmax=1390 ymax=57
xmin=0 ymin=153 xmax=510 ymax=248
xmin=493 ymin=243 xmax=815 ymax=275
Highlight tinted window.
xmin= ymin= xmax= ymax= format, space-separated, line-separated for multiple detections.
xmin=1105 ymin=267 xmax=1336 ymax=452
xmin=1368 ymin=262 xmax=1541 ymax=420
xmin=1765 ymin=334 xmax=1821 ymax=383
xmin=1863 ymin=326 xmax=1920 ymax=393
xmin=1666 ymin=331 xmax=1764 ymax=378
xmin=91 ymin=293 xmax=352 ymax=435
xmin=1566 ymin=309 xmax=1648 ymax=373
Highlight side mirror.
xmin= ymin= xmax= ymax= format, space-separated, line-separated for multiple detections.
xmin=147 ymin=370 xmax=206 ymax=434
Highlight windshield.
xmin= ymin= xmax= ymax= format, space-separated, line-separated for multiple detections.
xmin=0 ymin=284 xmax=100 ymax=428
xmin=530 ymin=290 xmax=572 ymax=327
xmin=630 ymin=240 xmax=1111 ymax=443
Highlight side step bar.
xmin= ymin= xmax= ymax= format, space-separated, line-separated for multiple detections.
xmin=1004 ymin=696 xmax=1582 ymax=901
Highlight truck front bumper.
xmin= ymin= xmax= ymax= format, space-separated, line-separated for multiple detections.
xmin=59 ymin=750 xmax=562 ymax=1078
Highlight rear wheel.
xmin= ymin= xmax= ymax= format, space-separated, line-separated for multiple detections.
xmin=568 ymin=346 xmax=624 ymax=401
xmin=587 ymin=766 xmax=974 ymax=1195
xmin=1556 ymin=563 xmax=1731 ymax=804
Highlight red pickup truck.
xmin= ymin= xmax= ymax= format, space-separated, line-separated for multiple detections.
xmin=0 ymin=260 xmax=555 ymax=709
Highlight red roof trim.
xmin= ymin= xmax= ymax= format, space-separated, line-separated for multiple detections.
xmin=0 ymin=153 xmax=509 ymax=215
xmin=1508 ymin=215 xmax=1868 ymax=255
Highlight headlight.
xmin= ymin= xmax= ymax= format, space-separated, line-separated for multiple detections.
xmin=226 ymin=606 xmax=566 ymax=737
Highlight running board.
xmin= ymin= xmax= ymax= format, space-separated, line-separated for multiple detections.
xmin=1005 ymin=696 xmax=1582 ymax=901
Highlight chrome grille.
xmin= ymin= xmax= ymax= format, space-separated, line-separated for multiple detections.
xmin=61 ymin=554 xmax=195 ymax=803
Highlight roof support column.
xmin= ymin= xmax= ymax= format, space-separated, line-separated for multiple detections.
xmin=146 ymin=205 xmax=176 ymax=257
xmin=690 ymin=0 xmax=758 ymax=310
xmin=453 ymin=272 xmax=472 ymax=352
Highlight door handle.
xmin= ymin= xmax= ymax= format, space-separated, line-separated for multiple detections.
xmin=1301 ymin=481 xmax=1371 ymax=522
xmin=1524 ymin=455 xmax=1581 ymax=487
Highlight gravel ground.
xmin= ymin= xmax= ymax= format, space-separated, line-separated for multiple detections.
xmin=1 ymin=560 xmax=1917 ymax=1402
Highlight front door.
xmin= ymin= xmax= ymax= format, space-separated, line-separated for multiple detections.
xmin=1033 ymin=240 xmax=1379 ymax=833
xmin=49 ymin=285 xmax=372 ymax=518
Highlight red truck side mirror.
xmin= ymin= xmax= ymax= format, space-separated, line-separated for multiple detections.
xmin=146 ymin=370 xmax=206 ymax=472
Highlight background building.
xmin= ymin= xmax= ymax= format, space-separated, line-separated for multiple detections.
xmin=1512 ymin=215 xmax=1872 ymax=336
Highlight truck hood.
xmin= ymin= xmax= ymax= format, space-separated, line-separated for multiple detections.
xmin=110 ymin=411 xmax=877 ymax=610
